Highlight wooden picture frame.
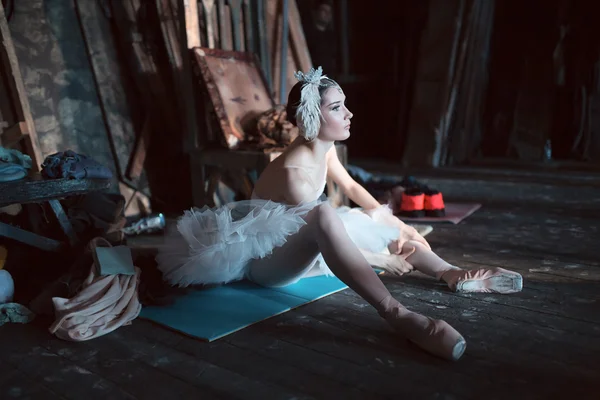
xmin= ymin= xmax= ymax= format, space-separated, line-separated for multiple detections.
xmin=192 ymin=47 xmax=275 ymax=149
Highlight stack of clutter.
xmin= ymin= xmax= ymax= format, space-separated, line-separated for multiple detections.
xmin=1 ymin=147 xmax=146 ymax=337
xmin=0 ymin=145 xmax=202 ymax=342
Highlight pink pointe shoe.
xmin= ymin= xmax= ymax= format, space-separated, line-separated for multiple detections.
xmin=378 ymin=297 xmax=466 ymax=361
xmin=440 ymin=267 xmax=523 ymax=294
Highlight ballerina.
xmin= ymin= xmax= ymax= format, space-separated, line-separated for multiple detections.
xmin=157 ymin=67 xmax=523 ymax=361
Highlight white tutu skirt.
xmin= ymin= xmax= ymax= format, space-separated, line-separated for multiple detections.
xmin=156 ymin=199 xmax=400 ymax=287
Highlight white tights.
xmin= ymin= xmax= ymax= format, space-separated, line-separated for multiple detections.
xmin=247 ymin=203 xmax=468 ymax=361
xmin=247 ymin=203 xmax=394 ymax=310
xmin=247 ymin=202 xmax=459 ymax=309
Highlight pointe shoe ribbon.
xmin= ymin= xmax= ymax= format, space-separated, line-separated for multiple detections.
xmin=439 ymin=267 xmax=523 ymax=294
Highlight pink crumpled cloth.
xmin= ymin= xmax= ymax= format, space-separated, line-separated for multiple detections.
xmin=49 ymin=265 xmax=142 ymax=342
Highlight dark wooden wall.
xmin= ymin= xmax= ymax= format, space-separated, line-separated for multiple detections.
xmin=8 ymin=0 xmax=119 ymax=179
xmin=7 ymin=0 xmax=188 ymax=214
xmin=483 ymin=0 xmax=600 ymax=163
xmin=314 ymin=1 xmax=426 ymax=162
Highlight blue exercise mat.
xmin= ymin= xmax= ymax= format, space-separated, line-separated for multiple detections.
xmin=140 ymin=275 xmax=348 ymax=341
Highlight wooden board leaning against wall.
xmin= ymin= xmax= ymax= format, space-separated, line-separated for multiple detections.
xmin=0 ymin=2 xmax=42 ymax=172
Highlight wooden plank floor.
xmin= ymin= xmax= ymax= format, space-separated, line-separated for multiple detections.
xmin=1 ymin=190 xmax=599 ymax=399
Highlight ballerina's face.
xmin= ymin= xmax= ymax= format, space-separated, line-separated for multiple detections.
xmin=318 ymin=86 xmax=353 ymax=141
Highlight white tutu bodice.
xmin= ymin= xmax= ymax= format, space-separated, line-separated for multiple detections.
xmin=156 ymin=195 xmax=400 ymax=287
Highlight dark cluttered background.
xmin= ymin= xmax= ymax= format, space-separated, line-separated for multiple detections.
xmin=2 ymin=0 xmax=600 ymax=307
xmin=4 ymin=0 xmax=600 ymax=217
xmin=1 ymin=2 xmax=600 ymax=398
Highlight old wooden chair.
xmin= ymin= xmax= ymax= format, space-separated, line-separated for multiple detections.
xmin=175 ymin=0 xmax=348 ymax=208
xmin=189 ymin=47 xmax=348 ymax=208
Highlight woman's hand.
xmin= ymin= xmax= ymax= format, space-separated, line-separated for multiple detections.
xmin=381 ymin=253 xmax=415 ymax=276
xmin=362 ymin=206 xmax=431 ymax=254
xmin=388 ymin=221 xmax=431 ymax=255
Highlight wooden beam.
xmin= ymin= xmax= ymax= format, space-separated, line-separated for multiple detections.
xmin=402 ymin=0 xmax=462 ymax=167
xmin=169 ymin=0 xmax=182 ymax=38
xmin=217 ymin=0 xmax=233 ymax=50
xmin=270 ymin=0 xmax=282 ymax=100
xmin=0 ymin=3 xmax=42 ymax=170
xmin=175 ymin=0 xmax=201 ymax=151
xmin=0 ymin=222 xmax=63 ymax=252
xmin=288 ymin=0 xmax=312 ymax=72
xmin=111 ymin=0 xmax=179 ymax=136
xmin=256 ymin=0 xmax=271 ymax=90
xmin=279 ymin=0 xmax=289 ymax=104
xmin=202 ymin=0 xmax=217 ymax=48
xmin=75 ymin=0 xmax=139 ymax=182
xmin=184 ymin=0 xmax=201 ymax=48
xmin=242 ymin=0 xmax=255 ymax=54
xmin=126 ymin=116 xmax=151 ymax=180
xmin=0 ymin=177 xmax=111 ymax=208
xmin=158 ymin=0 xmax=183 ymax=70
xmin=227 ymin=0 xmax=243 ymax=51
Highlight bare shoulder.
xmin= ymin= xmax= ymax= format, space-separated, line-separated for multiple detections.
xmin=285 ymin=144 xmax=313 ymax=165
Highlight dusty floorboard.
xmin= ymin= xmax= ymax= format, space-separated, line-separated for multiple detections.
xmin=0 ymin=188 xmax=599 ymax=399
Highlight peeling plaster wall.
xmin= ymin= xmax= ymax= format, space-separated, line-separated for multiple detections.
xmin=9 ymin=0 xmax=117 ymax=180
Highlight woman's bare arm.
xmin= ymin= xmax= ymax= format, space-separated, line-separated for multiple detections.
xmin=326 ymin=147 xmax=431 ymax=250
xmin=326 ymin=147 xmax=380 ymax=210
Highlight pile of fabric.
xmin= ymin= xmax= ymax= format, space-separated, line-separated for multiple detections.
xmin=41 ymin=150 xmax=113 ymax=180
xmin=0 ymin=146 xmax=32 ymax=182
xmin=30 ymin=237 xmax=142 ymax=341
xmin=47 ymin=238 xmax=142 ymax=341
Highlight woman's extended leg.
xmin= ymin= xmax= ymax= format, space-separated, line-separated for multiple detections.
xmin=247 ymin=203 xmax=466 ymax=361
xmin=402 ymin=240 xmax=523 ymax=294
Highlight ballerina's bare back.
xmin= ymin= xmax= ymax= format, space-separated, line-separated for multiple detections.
xmin=252 ymin=138 xmax=332 ymax=205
